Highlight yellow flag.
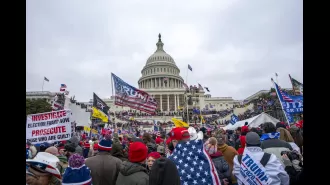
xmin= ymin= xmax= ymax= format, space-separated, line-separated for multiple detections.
xmin=171 ymin=118 xmax=189 ymax=128
xmin=91 ymin=129 xmax=98 ymax=134
xmin=92 ymin=107 xmax=108 ymax=123
xmin=84 ymin=126 xmax=91 ymax=132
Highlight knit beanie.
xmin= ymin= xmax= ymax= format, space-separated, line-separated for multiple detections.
xmin=62 ymin=154 xmax=92 ymax=185
xmin=98 ymin=134 xmax=112 ymax=151
xmin=129 ymin=142 xmax=148 ymax=163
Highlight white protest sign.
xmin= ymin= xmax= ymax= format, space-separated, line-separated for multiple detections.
xmin=237 ymin=148 xmax=272 ymax=185
xmin=26 ymin=109 xmax=72 ymax=144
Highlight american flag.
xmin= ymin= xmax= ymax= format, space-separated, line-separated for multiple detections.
xmin=278 ymin=87 xmax=294 ymax=102
xmin=188 ymin=64 xmax=193 ymax=71
xmin=182 ymin=83 xmax=189 ymax=89
xmin=163 ymin=77 xmax=169 ymax=82
xmin=61 ymin=84 xmax=67 ymax=88
xmin=112 ymin=73 xmax=158 ymax=114
xmin=168 ymin=139 xmax=221 ymax=185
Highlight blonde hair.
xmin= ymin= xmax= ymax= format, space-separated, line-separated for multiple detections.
xmin=278 ymin=127 xmax=294 ymax=142
xmin=208 ymin=137 xmax=217 ymax=145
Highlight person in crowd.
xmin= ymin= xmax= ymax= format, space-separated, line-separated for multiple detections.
xmin=92 ymin=140 xmax=99 ymax=156
xmin=142 ymin=133 xmax=157 ymax=153
xmin=149 ymin=157 xmax=181 ymax=185
xmin=205 ymin=137 xmax=231 ymax=185
xmin=288 ymin=125 xmax=303 ymax=155
xmin=66 ymin=136 xmax=83 ymax=156
xmin=260 ymin=122 xmax=293 ymax=163
xmin=277 ymin=126 xmax=301 ymax=154
xmin=282 ymin=151 xmax=303 ymax=185
xmin=27 ymin=144 xmax=32 ymax=159
xmin=234 ymin=127 xmax=241 ymax=150
xmin=26 ymin=152 xmax=62 ymax=185
xmin=45 ymin=146 xmax=68 ymax=175
xmin=64 ymin=143 xmax=76 ymax=159
xmin=85 ymin=134 xmax=122 ymax=185
xmin=39 ymin=142 xmax=50 ymax=152
xmin=167 ymin=127 xmax=190 ymax=153
xmin=146 ymin=152 xmax=161 ymax=172
xmin=226 ymin=130 xmax=235 ymax=148
xmin=116 ymin=141 xmax=149 ymax=185
xmin=83 ymin=138 xmax=91 ymax=158
xmin=62 ymin=154 xmax=92 ymax=185
xmin=236 ymin=125 xmax=248 ymax=154
xmin=233 ymin=132 xmax=290 ymax=185
xmin=204 ymin=137 xmax=218 ymax=154
xmin=156 ymin=144 xmax=165 ymax=157
xmin=111 ymin=142 xmax=128 ymax=161
xmin=216 ymin=133 xmax=239 ymax=185
xmin=27 ymin=142 xmax=38 ymax=158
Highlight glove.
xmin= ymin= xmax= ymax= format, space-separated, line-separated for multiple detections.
xmin=282 ymin=154 xmax=292 ymax=167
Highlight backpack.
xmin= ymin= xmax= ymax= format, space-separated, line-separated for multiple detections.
xmin=238 ymin=153 xmax=271 ymax=167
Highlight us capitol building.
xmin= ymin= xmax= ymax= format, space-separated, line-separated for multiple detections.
xmin=26 ymin=34 xmax=242 ymax=112
xmin=107 ymin=34 xmax=240 ymax=112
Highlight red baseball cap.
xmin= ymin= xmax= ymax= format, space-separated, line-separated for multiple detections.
xmin=169 ymin=127 xmax=190 ymax=141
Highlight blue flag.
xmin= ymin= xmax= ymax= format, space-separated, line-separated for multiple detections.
xmin=231 ymin=114 xmax=239 ymax=125
xmin=168 ymin=140 xmax=221 ymax=185
xmin=273 ymin=81 xmax=303 ymax=123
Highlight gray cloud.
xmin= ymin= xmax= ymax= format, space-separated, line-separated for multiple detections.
xmin=26 ymin=0 xmax=303 ymax=101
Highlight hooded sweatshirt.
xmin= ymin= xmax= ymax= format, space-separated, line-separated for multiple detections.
xmin=67 ymin=136 xmax=83 ymax=156
xmin=116 ymin=161 xmax=149 ymax=185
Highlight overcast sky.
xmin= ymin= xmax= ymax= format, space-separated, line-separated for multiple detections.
xmin=26 ymin=0 xmax=302 ymax=102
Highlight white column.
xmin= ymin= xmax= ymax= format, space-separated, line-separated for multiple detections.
xmin=178 ymin=94 xmax=180 ymax=107
xmin=175 ymin=94 xmax=177 ymax=111
xmin=159 ymin=78 xmax=161 ymax=89
xmin=167 ymin=94 xmax=170 ymax=111
xmin=160 ymin=94 xmax=163 ymax=111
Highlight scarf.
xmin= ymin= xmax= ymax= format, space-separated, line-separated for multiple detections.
xmin=260 ymin=132 xmax=280 ymax=141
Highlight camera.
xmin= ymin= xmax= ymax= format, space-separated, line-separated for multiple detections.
xmin=281 ymin=150 xmax=300 ymax=161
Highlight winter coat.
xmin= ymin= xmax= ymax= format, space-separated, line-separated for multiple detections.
xmin=116 ymin=161 xmax=149 ymax=185
xmin=85 ymin=152 xmax=122 ymax=185
xmin=210 ymin=152 xmax=231 ymax=184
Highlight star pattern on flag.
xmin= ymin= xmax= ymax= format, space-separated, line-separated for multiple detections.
xmin=168 ymin=139 xmax=220 ymax=185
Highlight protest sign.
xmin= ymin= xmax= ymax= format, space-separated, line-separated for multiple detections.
xmin=237 ymin=148 xmax=272 ymax=185
xmin=26 ymin=109 xmax=72 ymax=144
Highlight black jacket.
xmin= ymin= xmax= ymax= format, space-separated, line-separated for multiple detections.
xmin=210 ymin=152 xmax=231 ymax=184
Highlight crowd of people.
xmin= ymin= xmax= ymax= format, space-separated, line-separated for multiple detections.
xmin=26 ymin=119 xmax=303 ymax=185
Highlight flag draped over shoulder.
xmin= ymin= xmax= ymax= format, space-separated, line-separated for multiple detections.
xmin=111 ymin=73 xmax=158 ymax=114
xmin=168 ymin=139 xmax=221 ymax=185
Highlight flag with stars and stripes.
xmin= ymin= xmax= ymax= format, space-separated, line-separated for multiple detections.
xmin=168 ymin=139 xmax=221 ymax=185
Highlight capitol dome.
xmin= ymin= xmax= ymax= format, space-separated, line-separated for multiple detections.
xmin=138 ymin=34 xmax=184 ymax=90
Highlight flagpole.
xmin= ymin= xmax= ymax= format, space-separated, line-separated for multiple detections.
xmin=288 ymin=74 xmax=296 ymax=95
xmin=42 ymin=78 xmax=45 ymax=92
xmin=275 ymin=73 xmax=278 ymax=84
xmin=271 ymin=79 xmax=291 ymax=127
xmin=111 ymin=73 xmax=114 ymax=98
xmin=185 ymin=67 xmax=189 ymax=124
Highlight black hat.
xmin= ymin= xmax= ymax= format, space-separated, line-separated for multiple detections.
xmin=246 ymin=132 xmax=261 ymax=146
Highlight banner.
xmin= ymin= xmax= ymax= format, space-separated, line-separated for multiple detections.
xmin=237 ymin=147 xmax=272 ymax=185
xmin=273 ymin=81 xmax=303 ymax=123
xmin=111 ymin=73 xmax=158 ymax=114
xmin=26 ymin=109 xmax=72 ymax=144
xmin=91 ymin=129 xmax=98 ymax=134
